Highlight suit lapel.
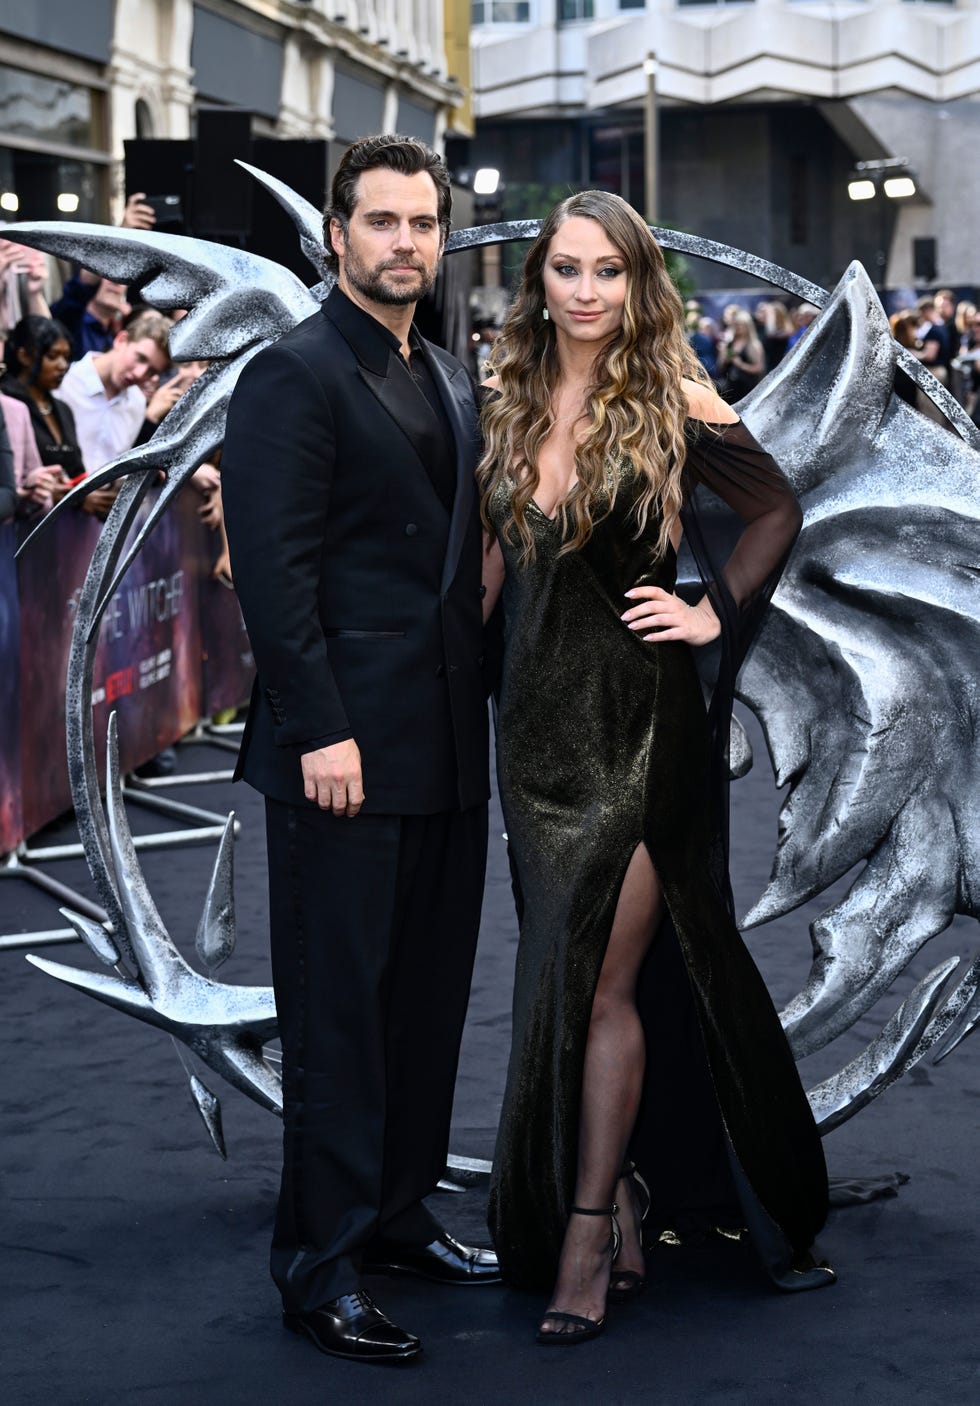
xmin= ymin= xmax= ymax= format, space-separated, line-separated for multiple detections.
xmin=418 ymin=341 xmax=479 ymax=594
xmin=325 ymin=287 xmax=478 ymax=587
xmin=356 ymin=351 xmax=451 ymax=515
xmin=325 ymin=288 xmax=447 ymax=514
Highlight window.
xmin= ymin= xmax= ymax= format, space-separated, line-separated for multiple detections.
xmin=472 ymin=1 xmax=531 ymax=22
xmin=0 ymin=66 xmax=100 ymax=149
xmin=619 ymin=0 xmax=645 ymax=9
xmin=559 ymin=0 xmax=594 ymax=19
xmin=0 ymin=63 xmax=109 ymax=221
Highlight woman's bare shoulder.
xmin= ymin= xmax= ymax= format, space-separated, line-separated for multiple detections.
xmin=482 ymin=373 xmax=501 ymax=392
xmin=681 ymin=377 xmax=739 ymax=425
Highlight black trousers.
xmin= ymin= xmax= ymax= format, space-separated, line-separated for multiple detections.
xmin=264 ymin=799 xmax=488 ymax=1312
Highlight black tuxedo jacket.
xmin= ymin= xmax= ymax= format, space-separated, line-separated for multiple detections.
xmin=222 ymin=288 xmax=489 ymax=814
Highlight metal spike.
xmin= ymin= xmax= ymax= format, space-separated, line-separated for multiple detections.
xmin=807 ymin=958 xmax=958 ymax=1132
xmin=59 ymin=908 xmax=120 ymax=966
xmin=189 ymin=1075 xmax=227 ymax=1159
xmin=196 ymin=813 xmax=237 ymax=972
xmin=236 ymin=160 xmax=325 ymax=276
xmin=931 ymin=952 xmax=980 ymax=1063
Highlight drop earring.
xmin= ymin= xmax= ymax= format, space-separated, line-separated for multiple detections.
xmin=543 ymin=306 xmax=550 ymax=321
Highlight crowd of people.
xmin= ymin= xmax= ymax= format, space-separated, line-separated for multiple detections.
xmin=684 ymin=297 xmax=821 ymax=399
xmin=683 ymin=286 xmax=980 ymax=424
xmin=0 ymin=196 xmax=228 ymax=576
xmin=888 ymin=288 xmax=980 ymax=418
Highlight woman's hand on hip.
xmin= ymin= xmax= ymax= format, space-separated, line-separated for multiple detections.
xmin=301 ymin=738 xmax=364 ymax=816
xmin=622 ymin=586 xmax=721 ymax=646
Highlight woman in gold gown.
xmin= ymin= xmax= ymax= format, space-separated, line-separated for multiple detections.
xmin=478 ymin=192 xmax=834 ymax=1345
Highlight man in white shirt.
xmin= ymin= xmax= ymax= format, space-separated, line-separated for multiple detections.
xmin=56 ymin=308 xmax=171 ymax=471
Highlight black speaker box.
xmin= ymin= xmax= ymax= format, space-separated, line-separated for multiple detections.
xmin=194 ymin=109 xmax=255 ymax=242
xmin=251 ymin=138 xmax=330 ymax=281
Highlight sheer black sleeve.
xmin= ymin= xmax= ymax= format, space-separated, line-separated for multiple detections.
xmin=682 ymin=417 xmax=802 ymax=610
xmin=678 ymin=416 xmax=803 ymax=913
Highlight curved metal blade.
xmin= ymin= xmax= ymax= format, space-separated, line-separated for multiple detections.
xmin=104 ymin=712 xmax=187 ymax=997
xmin=59 ymin=908 xmax=121 ymax=967
xmin=2 ymin=220 xmax=317 ymax=362
xmin=195 ymin=813 xmax=237 ymax=973
xmin=236 ymin=159 xmax=325 ymax=279
xmin=807 ymin=958 xmax=959 ymax=1133
xmin=931 ymin=950 xmax=980 ymax=1063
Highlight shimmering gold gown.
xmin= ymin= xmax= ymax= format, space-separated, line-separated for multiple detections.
xmin=486 ymin=419 xmax=833 ymax=1293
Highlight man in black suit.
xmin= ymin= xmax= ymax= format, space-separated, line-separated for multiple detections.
xmin=222 ymin=135 xmax=497 ymax=1365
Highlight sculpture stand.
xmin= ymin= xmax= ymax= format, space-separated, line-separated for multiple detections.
xmin=0 ymin=733 xmax=240 ymax=952
xmin=0 ymin=848 xmax=108 ymax=951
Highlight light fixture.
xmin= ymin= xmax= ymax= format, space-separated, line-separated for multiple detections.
xmin=56 ymin=192 xmax=80 ymax=213
xmin=473 ymin=168 xmax=500 ymax=196
xmin=883 ymin=176 xmax=916 ymax=200
xmin=847 ymin=180 xmax=876 ymax=202
xmin=643 ymin=56 xmax=658 ymax=78
xmin=0 ymin=191 xmax=18 ymax=212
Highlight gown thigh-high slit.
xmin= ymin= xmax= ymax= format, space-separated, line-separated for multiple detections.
xmin=486 ymin=418 xmax=834 ymax=1294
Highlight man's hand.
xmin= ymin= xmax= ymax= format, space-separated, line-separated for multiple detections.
xmin=122 ymin=193 xmax=156 ymax=230
xmin=191 ymin=462 xmax=221 ymax=496
xmin=198 ymin=490 xmax=222 ymax=530
xmin=301 ymin=739 xmax=364 ymax=817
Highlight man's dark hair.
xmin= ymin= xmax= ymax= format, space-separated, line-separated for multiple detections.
xmin=322 ymin=133 xmax=452 ymax=274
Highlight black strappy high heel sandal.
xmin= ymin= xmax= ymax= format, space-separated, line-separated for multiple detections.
xmin=536 ymin=1203 xmax=621 ymax=1346
xmin=609 ymin=1160 xmax=651 ymax=1303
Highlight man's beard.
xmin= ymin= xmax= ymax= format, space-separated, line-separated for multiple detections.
xmin=343 ymin=244 xmax=437 ymax=306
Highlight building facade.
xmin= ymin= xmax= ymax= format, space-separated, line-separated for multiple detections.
xmin=467 ymin=0 xmax=980 ymax=292
xmin=0 ymin=0 xmax=471 ymax=224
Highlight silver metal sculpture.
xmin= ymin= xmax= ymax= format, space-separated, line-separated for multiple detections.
xmin=6 ymin=176 xmax=978 ymax=1156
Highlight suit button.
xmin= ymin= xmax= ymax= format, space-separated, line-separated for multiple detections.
xmin=405 ymin=523 xmax=418 ymax=537
xmin=435 ymin=664 xmax=445 ymax=677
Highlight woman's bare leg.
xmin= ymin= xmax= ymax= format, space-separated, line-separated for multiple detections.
xmin=539 ymin=843 xmax=662 ymax=1335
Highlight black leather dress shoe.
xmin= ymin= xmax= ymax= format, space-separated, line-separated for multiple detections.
xmin=362 ymin=1231 xmax=502 ymax=1285
xmin=282 ymin=1290 xmax=421 ymax=1362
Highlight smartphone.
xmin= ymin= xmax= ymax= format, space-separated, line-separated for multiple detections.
xmin=144 ymin=193 xmax=183 ymax=226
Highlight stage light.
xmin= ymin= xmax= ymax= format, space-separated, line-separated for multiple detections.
xmin=848 ymin=180 xmax=876 ymax=202
xmin=57 ymin=193 xmax=80 ymax=213
xmin=473 ymin=168 xmax=500 ymax=196
xmin=884 ymin=176 xmax=916 ymax=199
xmin=0 ymin=191 xmax=18 ymax=212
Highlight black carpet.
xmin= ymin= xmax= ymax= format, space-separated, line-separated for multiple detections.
xmin=1 ymin=710 xmax=977 ymax=1405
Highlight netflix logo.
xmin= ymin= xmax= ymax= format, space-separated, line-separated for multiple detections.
xmin=105 ymin=668 xmax=134 ymax=702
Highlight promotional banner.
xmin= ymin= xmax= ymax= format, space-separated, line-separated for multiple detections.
xmin=201 ymin=579 xmax=254 ymax=718
xmin=186 ymin=519 xmax=255 ymax=719
xmin=10 ymin=488 xmax=254 ymax=846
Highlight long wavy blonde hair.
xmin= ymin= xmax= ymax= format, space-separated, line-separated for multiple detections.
xmin=478 ymin=190 xmax=712 ymax=563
